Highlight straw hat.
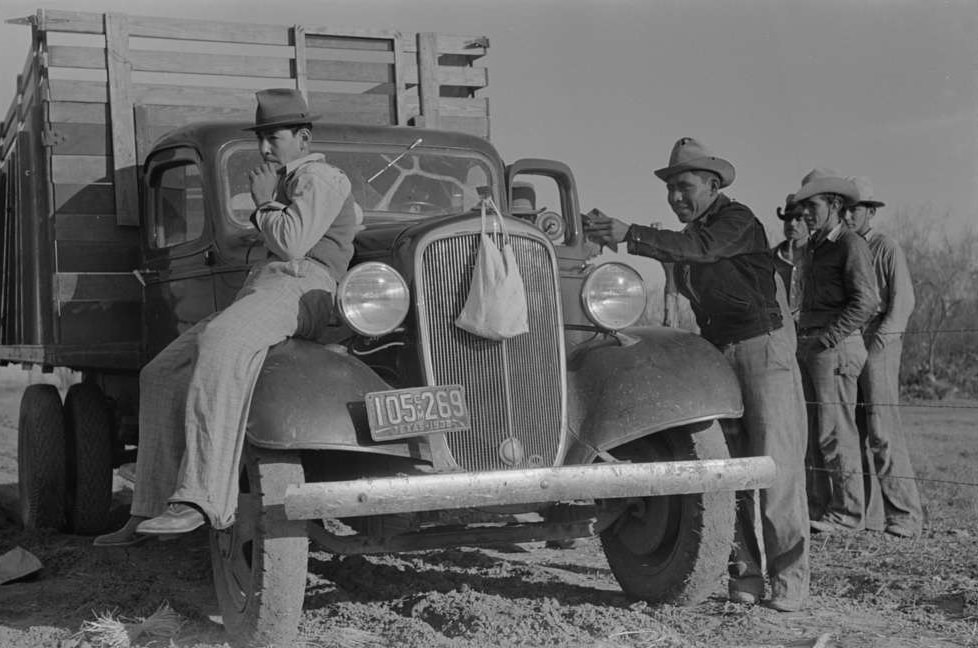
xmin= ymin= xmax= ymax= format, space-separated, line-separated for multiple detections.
xmin=847 ymin=176 xmax=885 ymax=208
xmin=245 ymin=88 xmax=320 ymax=132
xmin=653 ymin=137 xmax=735 ymax=188
xmin=792 ymin=168 xmax=859 ymax=204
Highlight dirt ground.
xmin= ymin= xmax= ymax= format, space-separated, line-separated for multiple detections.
xmin=0 ymin=367 xmax=975 ymax=648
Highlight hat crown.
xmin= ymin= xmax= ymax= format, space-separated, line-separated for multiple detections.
xmin=251 ymin=88 xmax=314 ymax=131
xmin=669 ymin=137 xmax=714 ymax=167
xmin=846 ymin=175 xmax=883 ymax=205
xmin=800 ymin=168 xmax=843 ymax=185
xmin=654 ymin=136 xmax=736 ymax=187
xmin=510 ymin=181 xmax=541 ymax=213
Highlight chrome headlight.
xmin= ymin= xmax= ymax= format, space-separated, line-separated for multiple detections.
xmin=581 ymin=262 xmax=647 ymax=331
xmin=337 ymin=262 xmax=410 ymax=336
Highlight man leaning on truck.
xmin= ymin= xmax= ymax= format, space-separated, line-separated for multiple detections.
xmin=94 ymin=88 xmax=363 ymax=545
xmin=582 ymin=137 xmax=810 ymax=612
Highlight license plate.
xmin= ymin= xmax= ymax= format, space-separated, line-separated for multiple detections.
xmin=365 ymin=384 xmax=471 ymax=441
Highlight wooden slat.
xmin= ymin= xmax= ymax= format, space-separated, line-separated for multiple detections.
xmin=403 ymin=62 xmax=488 ymax=89
xmin=293 ymin=25 xmax=308 ymax=99
xmin=39 ymin=10 xmax=487 ymax=56
xmin=49 ymin=123 xmax=109 ymax=155
xmin=305 ymin=92 xmax=394 ymax=124
xmin=392 ymin=33 xmax=407 ymax=126
xmin=137 ymin=103 xmax=253 ymax=127
xmin=55 ymin=213 xmax=141 ymax=243
xmin=49 ymin=101 xmax=108 ymax=125
xmin=56 ymin=272 xmax=141 ymax=302
xmin=416 ymin=33 xmax=440 ymax=130
xmin=50 ymin=45 xmax=292 ymax=78
xmin=105 ymin=13 xmax=139 ymax=226
xmin=403 ymin=97 xmax=489 ymax=119
xmin=54 ymin=183 xmax=114 ymax=214
xmin=403 ymin=34 xmax=488 ymax=58
xmin=306 ymin=60 xmax=393 ymax=84
xmin=52 ymin=155 xmax=111 ymax=184
xmin=56 ymin=240 xmax=139 ymax=272
xmin=38 ymin=9 xmax=290 ymax=45
xmin=58 ymin=301 xmax=141 ymax=344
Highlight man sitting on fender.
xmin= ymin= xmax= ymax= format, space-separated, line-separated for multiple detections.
xmin=95 ymin=88 xmax=363 ymax=545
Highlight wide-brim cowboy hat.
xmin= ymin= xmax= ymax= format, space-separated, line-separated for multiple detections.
xmin=653 ymin=137 xmax=735 ymax=188
xmin=847 ymin=175 xmax=885 ymax=208
xmin=244 ymin=88 xmax=321 ymax=132
xmin=792 ymin=168 xmax=859 ymax=205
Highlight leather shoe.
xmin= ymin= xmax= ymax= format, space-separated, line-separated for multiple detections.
xmin=728 ymin=590 xmax=758 ymax=605
xmin=810 ymin=518 xmax=859 ymax=534
xmin=93 ymin=516 xmax=149 ymax=547
xmin=136 ymin=503 xmax=206 ymax=535
xmin=763 ymin=597 xmax=805 ymax=612
xmin=884 ymin=523 xmax=918 ymax=538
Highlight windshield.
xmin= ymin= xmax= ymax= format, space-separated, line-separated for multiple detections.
xmin=223 ymin=142 xmax=496 ymax=229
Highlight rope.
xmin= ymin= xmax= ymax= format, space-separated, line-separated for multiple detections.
xmin=806 ymin=466 xmax=978 ymax=489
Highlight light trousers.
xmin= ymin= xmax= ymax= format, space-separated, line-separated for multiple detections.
xmin=131 ymin=259 xmax=336 ymax=529
xmin=724 ymin=325 xmax=810 ymax=604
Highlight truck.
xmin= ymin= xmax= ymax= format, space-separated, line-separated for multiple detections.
xmin=1 ymin=9 xmax=775 ymax=647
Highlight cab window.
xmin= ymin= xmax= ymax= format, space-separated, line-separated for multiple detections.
xmin=149 ymin=160 xmax=205 ymax=248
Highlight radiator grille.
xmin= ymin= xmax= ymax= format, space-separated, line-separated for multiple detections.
xmin=419 ymin=233 xmax=564 ymax=471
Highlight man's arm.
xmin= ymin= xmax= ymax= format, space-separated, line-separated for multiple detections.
xmin=818 ymin=233 xmax=880 ymax=348
xmin=253 ymin=167 xmax=351 ymax=261
xmin=875 ymin=236 xmax=916 ymax=340
xmin=585 ymin=205 xmax=761 ymax=263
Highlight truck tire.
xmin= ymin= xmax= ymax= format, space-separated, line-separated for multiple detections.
xmin=63 ymin=383 xmax=114 ymax=535
xmin=18 ymin=384 xmax=67 ymax=530
xmin=210 ymin=445 xmax=307 ymax=648
xmin=600 ymin=420 xmax=735 ymax=606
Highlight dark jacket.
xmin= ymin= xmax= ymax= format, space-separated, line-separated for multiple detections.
xmin=625 ymin=194 xmax=782 ymax=346
xmin=798 ymin=223 xmax=879 ymax=348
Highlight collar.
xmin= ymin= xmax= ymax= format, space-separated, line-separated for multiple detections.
xmin=282 ymin=152 xmax=325 ymax=176
xmin=825 ymin=222 xmax=845 ymax=242
xmin=691 ymin=193 xmax=729 ymax=225
xmin=775 ymin=238 xmax=807 ymax=261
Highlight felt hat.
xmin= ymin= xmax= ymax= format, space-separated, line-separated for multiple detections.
xmin=245 ymin=88 xmax=319 ymax=132
xmin=510 ymin=181 xmax=545 ymax=215
xmin=847 ymin=176 xmax=885 ymax=208
xmin=653 ymin=137 xmax=735 ymax=188
xmin=792 ymin=168 xmax=859 ymax=205
xmin=777 ymin=193 xmax=801 ymax=220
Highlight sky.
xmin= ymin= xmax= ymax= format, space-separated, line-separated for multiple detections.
xmin=0 ymin=0 xmax=975 ymax=287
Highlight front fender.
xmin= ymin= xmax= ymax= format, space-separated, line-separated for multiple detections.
xmin=565 ymin=326 xmax=741 ymax=464
xmin=246 ymin=339 xmax=428 ymax=460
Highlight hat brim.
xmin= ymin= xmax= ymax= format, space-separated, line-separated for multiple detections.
xmin=654 ymin=156 xmax=735 ymax=188
xmin=792 ymin=178 xmax=859 ymax=205
xmin=857 ymin=200 xmax=885 ymax=208
xmin=243 ymin=115 xmax=321 ymax=132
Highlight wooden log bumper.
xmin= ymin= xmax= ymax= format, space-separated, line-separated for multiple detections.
xmin=284 ymin=456 xmax=777 ymax=519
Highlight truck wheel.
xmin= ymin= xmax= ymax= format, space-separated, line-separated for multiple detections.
xmin=600 ymin=421 xmax=735 ymax=606
xmin=210 ymin=445 xmax=307 ymax=648
xmin=18 ymin=384 xmax=67 ymax=530
xmin=63 ymin=383 xmax=114 ymax=535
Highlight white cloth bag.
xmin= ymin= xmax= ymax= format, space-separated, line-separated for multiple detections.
xmin=454 ymin=197 xmax=530 ymax=340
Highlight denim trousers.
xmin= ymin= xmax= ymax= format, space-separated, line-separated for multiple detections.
xmin=858 ymin=335 xmax=923 ymax=532
xmin=798 ymin=332 xmax=868 ymax=528
xmin=132 ymin=259 xmax=337 ymax=529
xmin=723 ymin=325 xmax=810 ymax=604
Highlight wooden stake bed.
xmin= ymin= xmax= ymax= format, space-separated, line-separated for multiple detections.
xmin=0 ymin=9 xmax=490 ymax=371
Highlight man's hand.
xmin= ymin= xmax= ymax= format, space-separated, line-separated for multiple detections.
xmin=249 ymin=162 xmax=279 ymax=207
xmin=582 ymin=208 xmax=629 ymax=252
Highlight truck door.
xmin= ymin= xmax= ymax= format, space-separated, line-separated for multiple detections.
xmin=140 ymin=146 xmax=218 ymax=358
